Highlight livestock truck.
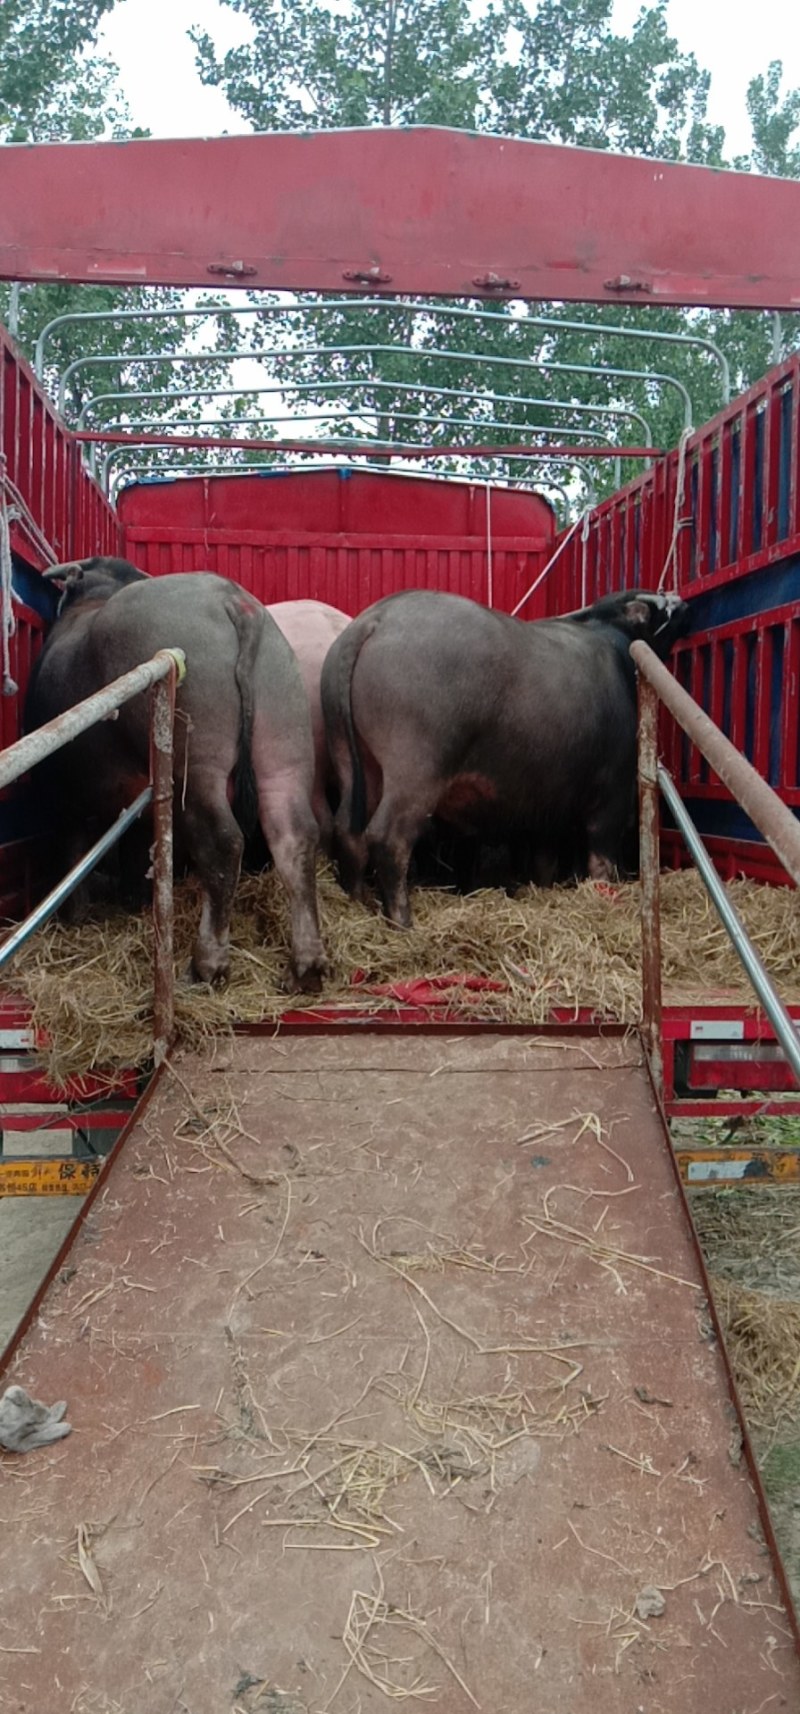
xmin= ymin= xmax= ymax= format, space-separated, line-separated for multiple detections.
xmin=0 ymin=127 xmax=798 ymax=1710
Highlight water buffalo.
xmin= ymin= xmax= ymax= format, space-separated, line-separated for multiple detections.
xmin=266 ymin=600 xmax=351 ymax=843
xmin=26 ymin=557 xmax=327 ymax=990
xmin=321 ymin=588 xmax=690 ymax=925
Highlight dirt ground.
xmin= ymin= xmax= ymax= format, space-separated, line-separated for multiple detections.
xmin=690 ymin=1182 xmax=800 ymax=1605
xmin=0 ymin=1197 xmax=77 ymax=1348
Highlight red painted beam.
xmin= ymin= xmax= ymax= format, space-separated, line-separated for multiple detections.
xmin=1 ymin=129 xmax=800 ymax=308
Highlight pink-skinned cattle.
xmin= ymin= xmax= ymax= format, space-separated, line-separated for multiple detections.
xmin=25 ymin=557 xmax=327 ymax=991
xmin=321 ymin=588 xmax=690 ymax=926
xmin=266 ymin=600 xmax=351 ymax=843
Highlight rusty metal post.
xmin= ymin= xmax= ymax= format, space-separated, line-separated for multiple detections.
xmin=150 ymin=653 xmax=179 ymax=1066
xmin=0 ymin=653 xmax=181 ymax=791
xmin=637 ymin=671 xmax=664 ymax=1104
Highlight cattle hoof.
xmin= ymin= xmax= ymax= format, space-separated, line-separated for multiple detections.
xmin=386 ymin=908 xmax=413 ymax=931
xmin=291 ymin=958 xmax=328 ymax=995
xmin=188 ymin=956 xmax=230 ymax=988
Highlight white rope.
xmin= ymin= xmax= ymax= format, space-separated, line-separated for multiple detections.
xmin=579 ymin=507 xmax=590 ymax=607
xmin=511 ymin=507 xmax=589 ymax=618
xmin=0 ymin=465 xmax=57 ymax=568
xmin=485 ymin=479 xmax=493 ymax=609
xmin=0 ymin=496 xmax=18 ymax=697
xmin=657 ymin=426 xmax=692 ymax=593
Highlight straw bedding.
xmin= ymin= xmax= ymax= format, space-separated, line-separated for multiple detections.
xmin=693 ymin=1191 xmax=800 ymax=1431
xmin=5 ymin=865 xmax=798 ymax=1086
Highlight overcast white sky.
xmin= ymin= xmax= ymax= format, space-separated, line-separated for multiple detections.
xmin=99 ymin=0 xmax=800 ymax=159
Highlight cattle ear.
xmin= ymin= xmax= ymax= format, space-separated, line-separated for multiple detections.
xmin=55 ymin=564 xmax=86 ymax=616
xmin=618 ymin=598 xmax=652 ymax=630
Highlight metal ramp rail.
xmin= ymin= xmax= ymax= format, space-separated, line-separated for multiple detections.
xmin=0 ymin=648 xmax=183 ymax=1195
xmin=634 ymin=640 xmax=800 ymax=1137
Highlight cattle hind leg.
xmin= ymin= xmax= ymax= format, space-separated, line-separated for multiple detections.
xmin=258 ymin=783 xmax=327 ymax=992
xmin=586 ymin=783 xmax=635 ymax=883
xmin=366 ymin=791 xmax=435 ymax=927
xmin=180 ymin=793 xmax=244 ymax=984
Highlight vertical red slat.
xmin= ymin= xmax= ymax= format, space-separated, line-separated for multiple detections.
xmin=781 ymin=616 xmax=800 ymax=789
xmin=688 ymin=648 xmax=705 ymax=784
xmin=673 ymin=447 xmax=690 ymax=591
xmin=719 ymin=420 xmax=733 ymax=569
xmin=765 ymin=383 xmax=781 ymax=548
xmin=752 ymin=628 xmax=772 ymax=777
xmin=740 ymin=405 xmax=754 ymax=560
xmin=790 ymin=372 xmax=800 ymax=540
xmin=729 ymin=636 xmax=746 ymax=749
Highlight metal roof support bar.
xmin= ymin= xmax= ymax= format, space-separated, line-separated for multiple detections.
xmin=36 ymin=297 xmax=729 ymax=401
xmin=83 ymin=381 xmax=653 ymax=442
xmin=104 ymin=455 xmax=598 ymax=512
xmin=61 ymin=342 xmax=692 ymax=429
xmin=75 ymin=429 xmax=656 ymax=462
xmin=98 ymin=420 xmax=624 ymax=494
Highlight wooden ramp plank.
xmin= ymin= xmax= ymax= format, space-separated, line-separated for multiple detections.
xmin=0 ymin=1031 xmax=797 ymax=1713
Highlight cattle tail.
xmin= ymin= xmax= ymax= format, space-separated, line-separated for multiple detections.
xmin=226 ymin=594 xmax=263 ymax=838
xmin=331 ymin=615 xmax=379 ymax=834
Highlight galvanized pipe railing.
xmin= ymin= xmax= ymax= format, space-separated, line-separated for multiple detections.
xmin=632 ymin=640 xmax=800 ymax=1100
xmin=0 ymin=648 xmax=185 ymax=1066
xmin=631 ymin=641 xmax=800 ymax=888
xmin=36 ymin=297 xmax=728 ymax=402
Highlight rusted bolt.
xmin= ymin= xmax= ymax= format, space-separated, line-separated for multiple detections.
xmin=604 ymin=274 xmax=652 ymax=293
xmin=342 ymin=266 xmax=393 ymax=285
xmin=207 ymin=261 xmax=258 ymax=278
xmin=473 ymin=272 xmax=520 ymax=291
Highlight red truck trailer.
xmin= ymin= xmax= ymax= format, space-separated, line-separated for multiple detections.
xmin=0 ymin=127 xmax=799 ymax=1710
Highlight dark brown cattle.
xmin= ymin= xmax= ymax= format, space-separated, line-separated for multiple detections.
xmin=26 ymin=557 xmax=327 ymax=990
xmin=321 ymin=588 xmax=690 ymax=924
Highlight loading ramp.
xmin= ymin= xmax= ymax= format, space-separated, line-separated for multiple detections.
xmin=1 ymin=1028 xmax=798 ymax=1712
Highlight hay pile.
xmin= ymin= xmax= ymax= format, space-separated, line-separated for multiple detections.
xmin=693 ymin=1191 xmax=800 ymax=1429
xmin=711 ymin=1279 xmax=800 ymax=1429
xmin=6 ymin=866 xmax=799 ymax=1085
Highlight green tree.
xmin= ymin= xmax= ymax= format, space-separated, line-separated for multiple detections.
xmin=0 ymin=3 xmax=258 ymax=497
xmin=0 ymin=1 xmax=117 ymax=142
xmin=190 ymin=2 xmax=800 ymax=504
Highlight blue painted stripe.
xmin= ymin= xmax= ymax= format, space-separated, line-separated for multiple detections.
xmin=13 ymin=561 xmax=58 ymax=624
xmin=688 ymin=556 xmax=800 ymax=633
xmin=665 ymin=795 xmax=800 ymax=846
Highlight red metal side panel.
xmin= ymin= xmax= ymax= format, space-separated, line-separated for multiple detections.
xmin=549 ymin=354 xmax=800 ymax=609
xmin=0 ymin=327 xmax=117 ymax=569
xmin=0 ymin=330 xmax=119 ymax=913
xmin=117 ymin=470 xmax=556 ymax=617
xmin=545 ymin=354 xmax=800 ymax=886
xmin=3 ymin=129 xmax=800 ymax=309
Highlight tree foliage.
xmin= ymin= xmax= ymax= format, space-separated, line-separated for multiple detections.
xmin=187 ymin=1 xmax=800 ymax=503
xmin=0 ymin=1 xmax=118 ymax=142
xmin=2 ymin=2 xmax=800 ymax=508
xmin=0 ymin=0 xmax=251 ymax=499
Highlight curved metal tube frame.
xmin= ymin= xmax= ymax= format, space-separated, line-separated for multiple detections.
xmin=64 ymin=341 xmax=691 ymax=429
xmin=99 ymin=414 xmax=621 ymax=494
xmin=82 ymin=378 xmax=652 ymax=442
xmin=40 ymin=295 xmax=725 ymax=403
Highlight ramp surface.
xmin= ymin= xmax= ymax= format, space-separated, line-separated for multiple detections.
xmin=1 ymin=1031 xmax=797 ymax=1713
